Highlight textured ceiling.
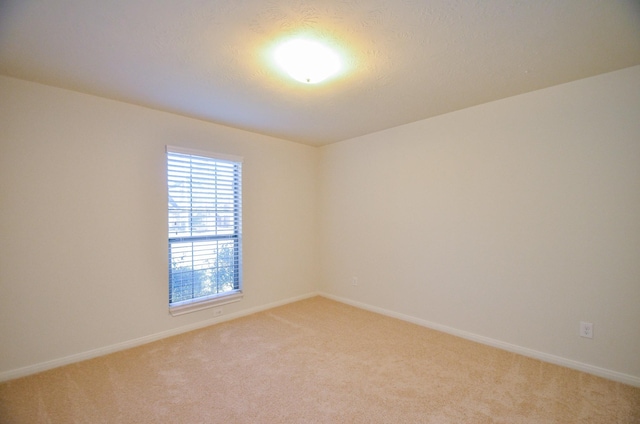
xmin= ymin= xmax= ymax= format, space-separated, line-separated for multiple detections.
xmin=1 ymin=0 xmax=639 ymax=146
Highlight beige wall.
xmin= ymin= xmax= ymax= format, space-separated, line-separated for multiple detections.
xmin=319 ymin=66 xmax=640 ymax=381
xmin=2 ymin=66 xmax=639 ymax=384
xmin=0 ymin=76 xmax=319 ymax=376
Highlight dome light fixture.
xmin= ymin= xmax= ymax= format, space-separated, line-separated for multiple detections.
xmin=274 ymin=38 xmax=342 ymax=84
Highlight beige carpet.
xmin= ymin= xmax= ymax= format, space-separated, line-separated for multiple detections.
xmin=1 ymin=296 xmax=639 ymax=423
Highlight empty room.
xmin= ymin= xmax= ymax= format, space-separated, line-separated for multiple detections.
xmin=1 ymin=1 xmax=639 ymax=422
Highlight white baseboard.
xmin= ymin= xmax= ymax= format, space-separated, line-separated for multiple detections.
xmin=5 ymin=291 xmax=638 ymax=388
xmin=319 ymin=292 xmax=640 ymax=388
xmin=0 ymin=292 xmax=319 ymax=383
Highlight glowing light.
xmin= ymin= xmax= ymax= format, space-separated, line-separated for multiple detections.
xmin=274 ymin=38 xmax=342 ymax=84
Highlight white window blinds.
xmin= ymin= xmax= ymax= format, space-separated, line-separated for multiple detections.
xmin=167 ymin=146 xmax=242 ymax=312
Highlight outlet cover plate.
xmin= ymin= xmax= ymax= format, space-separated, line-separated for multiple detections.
xmin=580 ymin=321 xmax=593 ymax=339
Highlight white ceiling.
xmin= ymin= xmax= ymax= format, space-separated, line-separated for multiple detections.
xmin=1 ymin=0 xmax=639 ymax=146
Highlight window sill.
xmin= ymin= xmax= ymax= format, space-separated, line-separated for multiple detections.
xmin=169 ymin=291 xmax=243 ymax=316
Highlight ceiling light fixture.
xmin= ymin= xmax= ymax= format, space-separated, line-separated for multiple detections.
xmin=274 ymin=38 xmax=342 ymax=84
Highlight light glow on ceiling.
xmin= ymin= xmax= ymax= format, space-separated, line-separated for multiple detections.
xmin=273 ymin=38 xmax=342 ymax=84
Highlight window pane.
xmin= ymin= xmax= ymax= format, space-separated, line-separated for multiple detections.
xmin=168 ymin=239 xmax=238 ymax=304
xmin=167 ymin=149 xmax=242 ymax=307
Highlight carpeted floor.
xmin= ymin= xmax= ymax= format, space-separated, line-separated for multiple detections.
xmin=1 ymin=296 xmax=639 ymax=423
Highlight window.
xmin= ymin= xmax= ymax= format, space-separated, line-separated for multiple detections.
xmin=166 ymin=146 xmax=242 ymax=316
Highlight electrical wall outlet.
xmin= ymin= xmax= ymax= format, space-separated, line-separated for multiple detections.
xmin=213 ymin=308 xmax=223 ymax=317
xmin=351 ymin=276 xmax=358 ymax=286
xmin=580 ymin=321 xmax=593 ymax=339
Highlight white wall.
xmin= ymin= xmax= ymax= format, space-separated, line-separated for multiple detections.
xmin=0 ymin=76 xmax=319 ymax=377
xmin=319 ymin=66 xmax=640 ymax=382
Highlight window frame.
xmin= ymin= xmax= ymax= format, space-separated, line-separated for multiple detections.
xmin=166 ymin=145 xmax=243 ymax=316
